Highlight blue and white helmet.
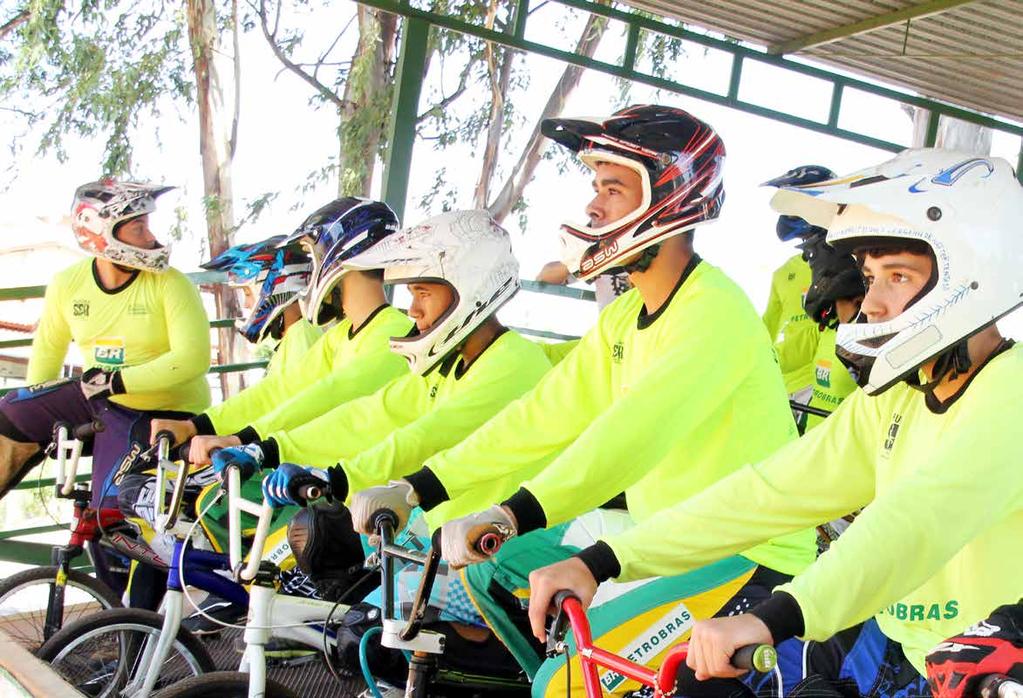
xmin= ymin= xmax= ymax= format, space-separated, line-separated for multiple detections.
xmin=202 ymin=236 xmax=312 ymax=343
xmin=762 ymin=165 xmax=836 ymax=241
xmin=770 ymin=148 xmax=1023 ymax=395
xmin=286 ymin=198 xmax=400 ymax=325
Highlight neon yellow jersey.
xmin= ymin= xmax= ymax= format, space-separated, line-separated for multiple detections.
xmin=273 ymin=331 xmax=551 ymax=522
xmin=264 ymin=317 xmax=321 ymax=378
xmin=425 ymin=259 xmax=814 ymax=574
xmin=27 ymin=259 xmax=211 ymax=413
xmin=603 ymin=343 xmax=1023 ymax=672
xmin=534 ymin=339 xmax=579 ymax=366
xmin=763 ymin=254 xmax=820 ymax=395
xmin=804 ymin=327 xmax=858 ymax=431
xmin=203 ymin=305 xmax=411 ymax=435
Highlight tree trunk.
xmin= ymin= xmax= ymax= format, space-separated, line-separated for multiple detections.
xmin=488 ymin=13 xmax=608 ymax=222
xmin=337 ymin=7 xmax=398 ymax=197
xmin=187 ymin=0 xmax=246 ymax=398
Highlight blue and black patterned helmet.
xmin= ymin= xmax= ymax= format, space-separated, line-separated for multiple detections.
xmin=762 ymin=165 xmax=836 ymax=242
xmin=294 ymin=198 xmax=400 ymax=325
xmin=202 ymin=235 xmax=288 ymax=285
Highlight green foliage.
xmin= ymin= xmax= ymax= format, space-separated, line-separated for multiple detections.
xmin=1 ymin=0 xmax=195 ymax=177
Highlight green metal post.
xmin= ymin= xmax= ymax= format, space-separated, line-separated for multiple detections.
xmin=622 ymin=22 xmax=640 ymax=72
xmin=924 ymin=110 xmax=941 ymax=147
xmin=827 ymin=82 xmax=844 ymax=128
xmin=727 ymin=54 xmax=744 ymax=102
xmin=512 ymin=0 xmax=529 ymax=40
xmin=1017 ymin=140 xmax=1023 ymax=184
xmin=381 ymin=17 xmax=430 ymax=225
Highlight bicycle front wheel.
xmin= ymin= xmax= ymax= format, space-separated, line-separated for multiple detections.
xmin=152 ymin=671 xmax=299 ymax=698
xmin=0 ymin=565 xmax=121 ymax=653
xmin=37 ymin=607 xmax=215 ymax=697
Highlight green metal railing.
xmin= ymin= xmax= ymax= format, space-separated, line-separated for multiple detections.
xmin=375 ymin=0 xmax=1023 ymax=215
xmin=0 ymin=273 xmax=592 ymax=566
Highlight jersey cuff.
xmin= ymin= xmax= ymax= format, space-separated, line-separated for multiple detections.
xmin=233 ymin=426 xmax=260 ymax=444
xmin=574 ymin=540 xmax=621 ymax=583
xmin=191 ymin=413 xmax=216 ymax=436
xmin=502 ymin=488 xmax=546 ymax=535
xmin=748 ymin=591 xmax=804 ymax=644
xmin=404 ymin=467 xmax=449 ymax=511
xmin=326 ymin=465 xmax=349 ymax=503
xmin=258 ymin=438 xmax=281 ymax=470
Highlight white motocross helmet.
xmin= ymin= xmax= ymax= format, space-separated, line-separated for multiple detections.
xmin=770 ymin=148 xmax=1023 ymax=395
xmin=71 ymin=180 xmax=175 ymax=272
xmin=344 ymin=209 xmax=520 ymax=375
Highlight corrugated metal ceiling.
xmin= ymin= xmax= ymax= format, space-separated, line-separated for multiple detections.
xmin=615 ymin=0 xmax=1023 ymax=124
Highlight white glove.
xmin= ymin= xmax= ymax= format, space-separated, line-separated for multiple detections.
xmin=440 ymin=505 xmax=517 ymax=570
xmin=350 ymin=480 xmax=419 ymax=539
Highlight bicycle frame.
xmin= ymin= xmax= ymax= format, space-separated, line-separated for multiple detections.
xmin=548 ymin=592 xmax=776 ymax=698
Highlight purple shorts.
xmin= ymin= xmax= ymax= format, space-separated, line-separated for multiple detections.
xmin=0 ymin=379 xmax=191 ymax=508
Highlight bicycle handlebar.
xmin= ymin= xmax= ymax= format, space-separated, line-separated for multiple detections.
xmin=227 ymin=465 xmax=274 ymax=582
xmin=551 ymin=592 xmax=777 ymax=698
xmin=53 ymin=419 xmax=105 ymax=496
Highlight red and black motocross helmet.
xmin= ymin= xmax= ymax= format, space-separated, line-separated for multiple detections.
xmin=542 ymin=104 xmax=725 ymax=280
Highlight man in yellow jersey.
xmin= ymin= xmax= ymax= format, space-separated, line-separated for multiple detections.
xmin=761 ymin=165 xmax=837 ymax=421
xmin=795 ymin=233 xmax=864 ymax=434
xmin=528 ymin=149 xmax=1023 ymax=698
xmin=147 ymin=197 xmax=411 ymax=456
xmin=0 ymin=180 xmax=210 ymax=510
xmin=349 ymin=105 xmax=815 ymax=686
xmin=198 ymin=235 xmax=321 ymax=376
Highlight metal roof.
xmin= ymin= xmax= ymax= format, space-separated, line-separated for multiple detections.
xmin=615 ymin=0 xmax=1023 ymax=125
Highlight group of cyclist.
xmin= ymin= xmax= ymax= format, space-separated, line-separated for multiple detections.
xmin=1 ymin=102 xmax=1021 ymax=698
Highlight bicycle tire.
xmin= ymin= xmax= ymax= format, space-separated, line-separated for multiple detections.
xmin=0 ymin=565 xmax=122 ymax=653
xmin=37 ymin=606 xmax=216 ymax=697
xmin=151 ymin=670 xmax=299 ymax=698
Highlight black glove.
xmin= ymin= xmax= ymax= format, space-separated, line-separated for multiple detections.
xmin=926 ymin=600 xmax=1023 ymax=698
xmin=79 ymin=367 xmax=126 ymax=401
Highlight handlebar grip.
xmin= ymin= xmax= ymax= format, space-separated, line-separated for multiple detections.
xmin=552 ymin=589 xmax=578 ymax=611
xmin=175 ymin=441 xmax=192 ymax=463
xmin=731 ymin=644 xmax=777 ymax=673
xmin=298 ymin=484 xmax=324 ymax=502
xmin=73 ymin=419 xmax=105 ymax=440
xmin=372 ymin=509 xmax=399 ymax=532
xmin=979 ymin=674 xmax=1023 ymax=698
xmin=476 ymin=531 xmax=504 ymax=556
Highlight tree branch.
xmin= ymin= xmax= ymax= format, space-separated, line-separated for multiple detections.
xmin=228 ymin=0 xmax=241 ymax=160
xmin=487 ymin=11 xmax=608 ymax=221
xmin=0 ymin=8 xmax=30 ymax=41
xmin=256 ymin=0 xmax=344 ymax=110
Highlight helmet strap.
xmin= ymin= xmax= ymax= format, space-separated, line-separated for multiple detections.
xmin=905 ymin=341 xmax=972 ymax=395
xmin=623 ymin=244 xmax=661 ymax=273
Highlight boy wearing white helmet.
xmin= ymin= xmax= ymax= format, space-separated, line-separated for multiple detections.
xmin=241 ymin=211 xmax=551 ymax=658
xmin=529 ymin=149 xmax=1023 ymax=697
xmin=349 ymin=105 xmax=814 ymax=684
xmin=249 ymin=209 xmax=549 ymax=505
xmin=0 ymin=180 xmax=211 ymax=510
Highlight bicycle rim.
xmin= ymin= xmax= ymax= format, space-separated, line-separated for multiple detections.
xmin=48 ymin=622 xmax=208 ymax=697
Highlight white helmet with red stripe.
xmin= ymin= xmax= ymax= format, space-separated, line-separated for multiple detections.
xmin=71 ymin=180 xmax=175 ymax=272
xmin=541 ymin=104 xmax=725 ymax=280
